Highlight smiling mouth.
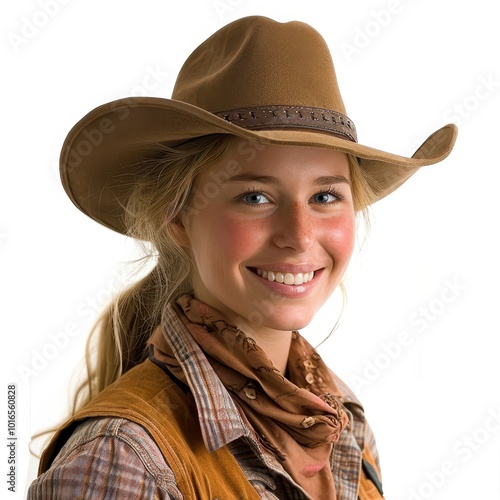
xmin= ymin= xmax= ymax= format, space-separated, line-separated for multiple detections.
xmin=251 ymin=268 xmax=315 ymax=286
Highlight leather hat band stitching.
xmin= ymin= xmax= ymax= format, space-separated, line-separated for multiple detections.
xmin=214 ymin=105 xmax=358 ymax=142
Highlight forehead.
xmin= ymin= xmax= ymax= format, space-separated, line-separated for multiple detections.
xmin=218 ymin=138 xmax=350 ymax=178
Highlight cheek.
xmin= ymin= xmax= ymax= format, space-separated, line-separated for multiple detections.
xmin=323 ymin=212 xmax=356 ymax=260
xmin=191 ymin=212 xmax=262 ymax=268
xmin=216 ymin=216 xmax=264 ymax=262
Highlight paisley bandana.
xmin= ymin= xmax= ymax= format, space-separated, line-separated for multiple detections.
xmin=150 ymin=295 xmax=349 ymax=499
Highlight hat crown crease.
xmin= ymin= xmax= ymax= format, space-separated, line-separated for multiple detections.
xmin=172 ymin=16 xmax=348 ymax=115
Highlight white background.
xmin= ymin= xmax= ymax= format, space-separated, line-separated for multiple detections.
xmin=2 ymin=0 xmax=499 ymax=498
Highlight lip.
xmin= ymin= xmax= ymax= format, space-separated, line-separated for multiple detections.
xmin=248 ymin=263 xmax=320 ymax=274
xmin=247 ymin=266 xmax=323 ymax=298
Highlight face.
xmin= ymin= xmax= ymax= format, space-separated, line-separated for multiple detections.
xmin=176 ymin=138 xmax=356 ymax=334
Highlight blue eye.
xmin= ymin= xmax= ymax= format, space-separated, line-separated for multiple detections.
xmin=242 ymin=192 xmax=269 ymax=205
xmin=313 ymin=191 xmax=340 ymax=204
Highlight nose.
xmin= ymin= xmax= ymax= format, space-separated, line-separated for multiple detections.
xmin=272 ymin=201 xmax=314 ymax=253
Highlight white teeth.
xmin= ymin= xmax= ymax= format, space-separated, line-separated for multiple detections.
xmin=255 ymin=269 xmax=315 ymax=285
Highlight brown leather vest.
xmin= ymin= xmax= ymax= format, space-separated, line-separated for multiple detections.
xmin=39 ymin=359 xmax=383 ymax=499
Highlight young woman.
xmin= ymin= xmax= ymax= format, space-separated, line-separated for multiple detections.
xmin=28 ymin=15 xmax=457 ymax=499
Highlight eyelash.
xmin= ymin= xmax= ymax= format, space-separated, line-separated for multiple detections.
xmin=313 ymin=186 xmax=345 ymax=204
xmin=236 ymin=186 xmax=345 ymax=207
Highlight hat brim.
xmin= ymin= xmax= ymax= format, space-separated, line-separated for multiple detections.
xmin=60 ymin=97 xmax=458 ymax=235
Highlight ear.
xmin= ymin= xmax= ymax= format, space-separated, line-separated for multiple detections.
xmin=166 ymin=214 xmax=192 ymax=248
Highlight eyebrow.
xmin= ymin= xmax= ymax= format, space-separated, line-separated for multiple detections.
xmin=222 ymin=174 xmax=350 ymax=185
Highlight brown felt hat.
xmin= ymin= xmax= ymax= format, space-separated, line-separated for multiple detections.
xmin=60 ymin=15 xmax=457 ymax=235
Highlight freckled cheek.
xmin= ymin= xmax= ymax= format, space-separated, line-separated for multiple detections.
xmin=209 ymin=216 xmax=264 ymax=264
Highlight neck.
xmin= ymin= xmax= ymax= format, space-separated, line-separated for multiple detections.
xmin=190 ymin=285 xmax=293 ymax=373
xmin=235 ymin=321 xmax=293 ymax=374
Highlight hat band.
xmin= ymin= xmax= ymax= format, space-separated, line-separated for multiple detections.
xmin=214 ymin=105 xmax=357 ymax=142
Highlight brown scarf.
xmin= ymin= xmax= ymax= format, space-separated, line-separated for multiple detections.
xmin=149 ymin=295 xmax=349 ymax=499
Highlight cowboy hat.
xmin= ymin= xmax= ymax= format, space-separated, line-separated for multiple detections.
xmin=60 ymin=15 xmax=457 ymax=235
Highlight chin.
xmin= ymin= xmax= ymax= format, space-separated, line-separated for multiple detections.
xmin=246 ymin=309 xmax=315 ymax=332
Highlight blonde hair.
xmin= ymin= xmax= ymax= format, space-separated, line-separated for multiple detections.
xmin=70 ymin=134 xmax=377 ymax=414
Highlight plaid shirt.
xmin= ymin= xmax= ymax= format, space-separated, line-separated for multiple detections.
xmin=28 ymin=306 xmax=382 ymax=499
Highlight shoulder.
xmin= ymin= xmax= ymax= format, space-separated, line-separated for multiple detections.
xmin=28 ymin=417 xmax=182 ymax=499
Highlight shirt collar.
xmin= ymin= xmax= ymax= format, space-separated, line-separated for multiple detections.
xmin=159 ymin=303 xmax=251 ymax=452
